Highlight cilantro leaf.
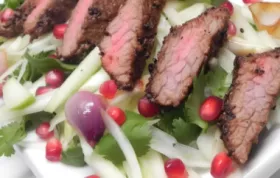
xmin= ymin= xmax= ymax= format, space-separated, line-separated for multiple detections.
xmin=0 ymin=0 xmax=24 ymax=10
xmin=0 ymin=121 xmax=26 ymax=156
xmin=24 ymin=112 xmax=53 ymax=131
xmin=95 ymin=111 xmax=152 ymax=165
xmin=22 ymin=51 xmax=76 ymax=82
xmin=206 ymin=66 xmax=229 ymax=98
xmin=184 ymin=70 xmax=208 ymax=130
xmin=210 ymin=0 xmax=226 ymax=6
xmin=61 ymin=136 xmax=86 ymax=167
xmin=172 ymin=118 xmax=201 ymax=144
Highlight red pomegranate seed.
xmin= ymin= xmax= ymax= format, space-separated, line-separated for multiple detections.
xmin=0 ymin=8 xmax=14 ymax=23
xmin=46 ymin=138 xmax=62 ymax=162
xmin=99 ymin=80 xmax=118 ymax=99
xmin=36 ymin=122 xmax=54 ymax=140
xmin=199 ymin=96 xmax=223 ymax=122
xmin=221 ymin=1 xmax=234 ymax=15
xmin=138 ymin=97 xmax=159 ymax=118
xmin=49 ymin=54 xmax=57 ymax=59
xmin=228 ymin=21 xmax=237 ymax=37
xmin=45 ymin=69 xmax=65 ymax=88
xmin=243 ymin=0 xmax=261 ymax=4
xmin=164 ymin=159 xmax=188 ymax=178
xmin=107 ymin=106 xmax=126 ymax=126
xmin=53 ymin=24 xmax=68 ymax=39
xmin=85 ymin=175 xmax=100 ymax=178
xmin=36 ymin=86 xmax=53 ymax=96
xmin=211 ymin=152 xmax=233 ymax=178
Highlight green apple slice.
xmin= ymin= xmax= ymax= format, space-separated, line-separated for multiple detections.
xmin=3 ymin=78 xmax=35 ymax=110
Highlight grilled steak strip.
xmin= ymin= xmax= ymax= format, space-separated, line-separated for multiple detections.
xmin=0 ymin=0 xmax=37 ymax=38
xmin=24 ymin=0 xmax=78 ymax=39
xmin=58 ymin=0 xmax=126 ymax=60
xmin=218 ymin=48 xmax=280 ymax=164
xmin=146 ymin=7 xmax=230 ymax=107
xmin=100 ymin=0 xmax=166 ymax=90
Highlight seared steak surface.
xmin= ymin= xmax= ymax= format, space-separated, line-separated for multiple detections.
xmin=58 ymin=0 xmax=126 ymax=59
xmin=100 ymin=0 xmax=166 ymax=90
xmin=24 ymin=0 xmax=77 ymax=39
xmin=0 ymin=0 xmax=37 ymax=38
xmin=146 ymin=7 xmax=230 ymax=107
xmin=219 ymin=48 xmax=280 ymax=164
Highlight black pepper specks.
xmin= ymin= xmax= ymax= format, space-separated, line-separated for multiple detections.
xmin=240 ymin=28 xmax=244 ymax=33
xmin=88 ymin=8 xmax=101 ymax=17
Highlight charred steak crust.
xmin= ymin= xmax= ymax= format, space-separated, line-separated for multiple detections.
xmin=146 ymin=7 xmax=230 ymax=107
xmin=100 ymin=0 xmax=166 ymax=90
xmin=27 ymin=0 xmax=78 ymax=39
xmin=218 ymin=48 xmax=280 ymax=164
xmin=0 ymin=0 xmax=37 ymax=38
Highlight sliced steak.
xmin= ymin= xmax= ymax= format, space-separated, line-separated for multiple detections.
xmin=100 ymin=0 xmax=166 ymax=90
xmin=23 ymin=0 xmax=78 ymax=39
xmin=146 ymin=7 xmax=230 ymax=107
xmin=58 ymin=0 xmax=126 ymax=60
xmin=218 ymin=48 xmax=280 ymax=164
xmin=0 ymin=0 xmax=38 ymax=38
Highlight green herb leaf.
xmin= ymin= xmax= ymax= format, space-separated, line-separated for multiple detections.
xmin=211 ymin=0 xmax=226 ymax=6
xmin=172 ymin=118 xmax=201 ymax=144
xmin=0 ymin=120 xmax=26 ymax=156
xmin=61 ymin=136 xmax=86 ymax=167
xmin=95 ymin=111 xmax=152 ymax=166
xmin=24 ymin=111 xmax=54 ymax=131
xmin=206 ymin=66 xmax=229 ymax=98
xmin=22 ymin=51 xmax=76 ymax=82
xmin=184 ymin=70 xmax=208 ymax=130
xmin=0 ymin=0 xmax=24 ymax=10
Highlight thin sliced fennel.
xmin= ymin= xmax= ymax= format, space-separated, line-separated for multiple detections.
xmin=28 ymin=33 xmax=60 ymax=54
xmin=80 ymin=136 xmax=126 ymax=178
xmin=28 ymin=76 xmax=46 ymax=95
xmin=0 ymin=59 xmax=28 ymax=83
xmin=150 ymin=127 xmax=210 ymax=168
xmin=0 ymin=89 xmax=56 ymax=122
xmin=3 ymin=78 xmax=35 ymax=110
xmin=177 ymin=3 xmax=207 ymax=24
xmin=258 ymin=31 xmax=278 ymax=49
xmin=163 ymin=4 xmax=182 ymax=26
xmin=157 ymin=15 xmax=172 ymax=45
xmin=45 ymin=47 xmax=101 ymax=113
xmin=217 ymin=47 xmax=235 ymax=74
xmin=80 ymin=69 xmax=110 ymax=91
xmin=60 ymin=121 xmax=77 ymax=150
xmin=100 ymin=109 xmax=143 ymax=178
xmin=139 ymin=150 xmax=168 ymax=178
xmin=49 ymin=110 xmax=66 ymax=131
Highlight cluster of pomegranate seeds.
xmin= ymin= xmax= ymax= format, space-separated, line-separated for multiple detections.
xmin=211 ymin=152 xmax=233 ymax=178
xmin=45 ymin=69 xmax=65 ymax=88
xmin=36 ymin=122 xmax=54 ymax=140
xmin=85 ymin=175 xmax=100 ymax=178
xmin=199 ymin=96 xmax=223 ymax=122
xmin=53 ymin=24 xmax=68 ymax=40
xmin=107 ymin=106 xmax=126 ymax=126
xmin=164 ymin=159 xmax=189 ymax=178
xmin=221 ymin=1 xmax=234 ymax=15
xmin=99 ymin=80 xmax=118 ymax=99
xmin=228 ymin=21 xmax=237 ymax=37
xmin=46 ymin=138 xmax=62 ymax=162
xmin=138 ymin=97 xmax=160 ymax=118
xmin=243 ymin=0 xmax=261 ymax=4
xmin=0 ymin=8 xmax=14 ymax=23
xmin=35 ymin=86 xmax=53 ymax=96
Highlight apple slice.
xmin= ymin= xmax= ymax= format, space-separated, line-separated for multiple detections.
xmin=3 ymin=78 xmax=35 ymax=109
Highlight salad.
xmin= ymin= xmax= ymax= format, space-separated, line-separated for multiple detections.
xmin=0 ymin=0 xmax=280 ymax=178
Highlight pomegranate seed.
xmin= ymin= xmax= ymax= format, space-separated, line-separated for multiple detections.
xmin=228 ymin=21 xmax=237 ymax=37
xmin=164 ymin=159 xmax=188 ymax=178
xmin=243 ymin=0 xmax=260 ymax=4
xmin=199 ymin=96 xmax=223 ymax=122
xmin=107 ymin=106 xmax=126 ymax=126
xmin=138 ymin=97 xmax=159 ymax=118
xmin=0 ymin=83 xmax=3 ymax=97
xmin=221 ymin=1 xmax=234 ymax=15
xmin=53 ymin=24 xmax=68 ymax=39
xmin=46 ymin=138 xmax=62 ymax=162
xmin=36 ymin=122 xmax=54 ymax=140
xmin=36 ymin=86 xmax=53 ymax=96
xmin=99 ymin=80 xmax=118 ymax=99
xmin=85 ymin=175 xmax=100 ymax=178
xmin=45 ymin=69 xmax=65 ymax=88
xmin=49 ymin=54 xmax=57 ymax=59
xmin=0 ymin=8 xmax=14 ymax=23
xmin=211 ymin=152 xmax=233 ymax=178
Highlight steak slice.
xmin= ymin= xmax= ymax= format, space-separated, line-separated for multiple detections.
xmin=23 ymin=0 xmax=78 ymax=39
xmin=100 ymin=0 xmax=166 ymax=90
xmin=58 ymin=0 xmax=126 ymax=60
xmin=218 ymin=48 xmax=280 ymax=164
xmin=146 ymin=7 xmax=230 ymax=107
xmin=0 ymin=0 xmax=38 ymax=38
